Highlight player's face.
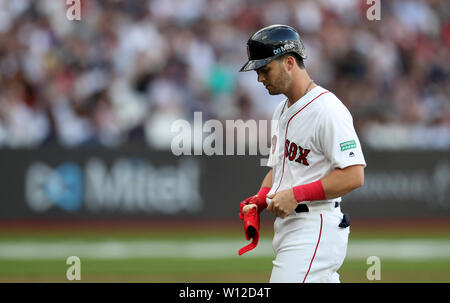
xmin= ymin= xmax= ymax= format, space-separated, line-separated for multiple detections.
xmin=256 ymin=60 xmax=290 ymax=95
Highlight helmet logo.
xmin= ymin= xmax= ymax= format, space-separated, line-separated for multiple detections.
xmin=273 ymin=43 xmax=295 ymax=55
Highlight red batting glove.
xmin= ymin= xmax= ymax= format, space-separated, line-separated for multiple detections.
xmin=238 ymin=207 xmax=260 ymax=256
xmin=238 ymin=187 xmax=271 ymax=219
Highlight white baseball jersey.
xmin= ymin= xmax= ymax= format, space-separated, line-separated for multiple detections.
xmin=266 ymin=85 xmax=366 ymax=283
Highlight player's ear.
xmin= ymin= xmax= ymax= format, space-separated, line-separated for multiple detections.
xmin=285 ymin=55 xmax=296 ymax=71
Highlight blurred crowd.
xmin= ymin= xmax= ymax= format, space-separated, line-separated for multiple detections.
xmin=0 ymin=0 xmax=448 ymax=150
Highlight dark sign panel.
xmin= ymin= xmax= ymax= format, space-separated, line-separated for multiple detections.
xmin=343 ymin=150 xmax=450 ymax=218
xmin=0 ymin=148 xmax=448 ymax=220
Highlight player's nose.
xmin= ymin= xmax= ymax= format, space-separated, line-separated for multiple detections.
xmin=257 ymin=73 xmax=265 ymax=83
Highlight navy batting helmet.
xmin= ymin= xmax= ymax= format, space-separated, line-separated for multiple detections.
xmin=239 ymin=24 xmax=307 ymax=72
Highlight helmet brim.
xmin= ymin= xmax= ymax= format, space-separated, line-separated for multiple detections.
xmin=239 ymin=57 xmax=275 ymax=72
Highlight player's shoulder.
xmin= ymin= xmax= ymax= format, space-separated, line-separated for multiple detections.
xmin=315 ymin=86 xmax=352 ymax=117
xmin=314 ymin=87 xmax=344 ymax=108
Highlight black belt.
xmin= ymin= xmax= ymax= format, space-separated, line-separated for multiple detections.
xmin=295 ymin=202 xmax=340 ymax=213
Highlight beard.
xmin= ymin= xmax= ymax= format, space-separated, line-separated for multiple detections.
xmin=266 ymin=68 xmax=290 ymax=95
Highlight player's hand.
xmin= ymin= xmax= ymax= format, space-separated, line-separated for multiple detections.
xmin=239 ymin=194 xmax=267 ymax=219
xmin=242 ymin=204 xmax=257 ymax=215
xmin=266 ymin=189 xmax=298 ymax=219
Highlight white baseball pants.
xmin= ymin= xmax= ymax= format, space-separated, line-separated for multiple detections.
xmin=269 ymin=203 xmax=350 ymax=283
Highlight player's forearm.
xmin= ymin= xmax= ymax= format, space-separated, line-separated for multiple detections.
xmin=321 ymin=165 xmax=364 ymax=199
xmin=241 ymin=169 xmax=273 ymax=215
xmin=261 ymin=169 xmax=273 ymax=189
xmin=291 ymin=165 xmax=364 ymax=203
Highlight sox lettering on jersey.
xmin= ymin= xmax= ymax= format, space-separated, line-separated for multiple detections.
xmin=284 ymin=139 xmax=310 ymax=166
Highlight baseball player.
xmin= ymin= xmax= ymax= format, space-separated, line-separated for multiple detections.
xmin=238 ymin=25 xmax=366 ymax=283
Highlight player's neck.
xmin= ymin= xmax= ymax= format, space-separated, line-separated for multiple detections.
xmin=286 ymin=72 xmax=316 ymax=107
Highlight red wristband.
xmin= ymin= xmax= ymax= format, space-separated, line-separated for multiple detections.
xmin=257 ymin=187 xmax=271 ymax=198
xmin=292 ymin=180 xmax=326 ymax=203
